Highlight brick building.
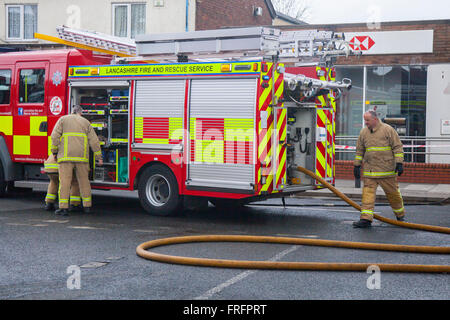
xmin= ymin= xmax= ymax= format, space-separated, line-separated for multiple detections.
xmin=195 ymin=0 xmax=272 ymax=30
xmin=280 ymin=20 xmax=450 ymax=184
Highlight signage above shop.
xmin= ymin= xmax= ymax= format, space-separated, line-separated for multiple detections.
xmin=344 ymin=30 xmax=433 ymax=55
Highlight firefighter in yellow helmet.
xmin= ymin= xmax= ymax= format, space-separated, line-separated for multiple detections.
xmin=353 ymin=110 xmax=405 ymax=228
xmin=50 ymin=105 xmax=103 ymax=215
xmin=43 ymin=154 xmax=82 ymax=214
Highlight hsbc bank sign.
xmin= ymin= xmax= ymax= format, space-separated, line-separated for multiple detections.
xmin=344 ymin=30 xmax=434 ymax=55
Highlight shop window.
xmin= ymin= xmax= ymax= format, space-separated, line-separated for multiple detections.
xmin=6 ymin=4 xmax=37 ymax=40
xmin=19 ymin=69 xmax=45 ymax=103
xmin=335 ymin=67 xmax=364 ymax=136
xmin=336 ymin=65 xmax=427 ymax=162
xmin=113 ymin=3 xmax=146 ymax=38
xmin=0 ymin=70 xmax=12 ymax=104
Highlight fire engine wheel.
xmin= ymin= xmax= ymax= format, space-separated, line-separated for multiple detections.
xmin=0 ymin=161 xmax=6 ymax=197
xmin=138 ymin=165 xmax=181 ymax=216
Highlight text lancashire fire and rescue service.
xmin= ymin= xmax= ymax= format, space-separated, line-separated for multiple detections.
xmin=104 ymin=64 xmax=214 ymax=76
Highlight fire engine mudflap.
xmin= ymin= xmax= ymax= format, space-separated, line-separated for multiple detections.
xmin=65 ymin=59 xmax=349 ymax=216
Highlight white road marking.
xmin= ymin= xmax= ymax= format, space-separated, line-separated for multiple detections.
xmin=194 ymin=245 xmax=299 ymax=300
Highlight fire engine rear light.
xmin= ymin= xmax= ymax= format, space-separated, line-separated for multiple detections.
xmin=262 ymin=75 xmax=270 ymax=80
xmin=221 ymin=64 xmax=232 ymax=72
xmin=91 ymin=68 xmax=100 ymax=75
xmin=69 ymin=68 xmax=74 ymax=76
xmin=261 ymin=63 xmax=268 ymax=73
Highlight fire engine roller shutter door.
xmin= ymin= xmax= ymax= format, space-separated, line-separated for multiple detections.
xmin=134 ymin=80 xmax=185 ymax=149
xmin=187 ymin=78 xmax=257 ymax=191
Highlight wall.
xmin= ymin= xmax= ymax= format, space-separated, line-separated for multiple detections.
xmin=336 ymin=160 xmax=450 ymax=184
xmin=335 ymin=20 xmax=450 ymax=66
xmin=195 ymin=0 xmax=272 ymax=30
xmin=279 ymin=20 xmax=450 ymax=66
xmin=0 ymin=0 xmax=196 ymax=45
xmin=426 ymin=64 xmax=450 ymax=163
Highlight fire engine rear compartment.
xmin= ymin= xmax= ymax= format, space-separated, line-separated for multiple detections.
xmin=67 ymin=63 xmax=325 ymax=206
xmin=68 ymin=81 xmax=130 ymax=186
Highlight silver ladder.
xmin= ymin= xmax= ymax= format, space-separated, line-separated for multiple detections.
xmin=52 ymin=25 xmax=359 ymax=63
xmin=134 ymin=26 xmax=359 ymax=63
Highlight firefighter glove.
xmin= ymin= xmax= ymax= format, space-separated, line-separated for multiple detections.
xmin=395 ymin=163 xmax=404 ymax=176
xmin=353 ymin=166 xmax=361 ymax=179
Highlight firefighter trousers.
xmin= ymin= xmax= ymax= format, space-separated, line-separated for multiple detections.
xmin=360 ymin=176 xmax=405 ymax=221
xmin=46 ymin=173 xmax=81 ymax=206
xmin=58 ymin=162 xmax=91 ymax=209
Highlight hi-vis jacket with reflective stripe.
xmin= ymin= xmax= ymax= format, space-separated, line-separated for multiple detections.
xmin=51 ymin=114 xmax=102 ymax=163
xmin=354 ymin=121 xmax=404 ymax=178
xmin=43 ymin=154 xmax=59 ymax=173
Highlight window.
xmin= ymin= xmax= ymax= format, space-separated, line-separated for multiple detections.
xmin=0 ymin=70 xmax=12 ymax=104
xmin=336 ymin=65 xmax=428 ymax=162
xmin=6 ymin=4 xmax=37 ymax=40
xmin=113 ymin=3 xmax=146 ymax=38
xmin=19 ymin=69 xmax=45 ymax=103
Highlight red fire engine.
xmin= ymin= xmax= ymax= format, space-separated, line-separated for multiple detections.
xmin=0 ymin=27 xmax=353 ymax=215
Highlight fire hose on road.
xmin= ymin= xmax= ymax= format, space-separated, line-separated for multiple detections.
xmin=136 ymin=166 xmax=450 ymax=273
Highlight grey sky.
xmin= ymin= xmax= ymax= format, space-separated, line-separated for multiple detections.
xmin=300 ymin=0 xmax=450 ymax=24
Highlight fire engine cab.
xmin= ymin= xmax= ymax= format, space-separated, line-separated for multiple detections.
xmin=0 ymin=27 xmax=354 ymax=215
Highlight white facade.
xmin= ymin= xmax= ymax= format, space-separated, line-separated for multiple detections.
xmin=426 ymin=64 xmax=450 ymax=164
xmin=0 ymin=0 xmax=196 ymax=44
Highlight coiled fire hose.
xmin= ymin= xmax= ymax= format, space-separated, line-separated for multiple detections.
xmin=136 ymin=167 xmax=450 ymax=273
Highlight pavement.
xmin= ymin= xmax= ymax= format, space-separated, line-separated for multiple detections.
xmin=14 ymin=178 xmax=450 ymax=204
xmin=299 ymin=178 xmax=450 ymax=204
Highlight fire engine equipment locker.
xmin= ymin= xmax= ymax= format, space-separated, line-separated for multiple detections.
xmin=186 ymin=78 xmax=257 ymax=191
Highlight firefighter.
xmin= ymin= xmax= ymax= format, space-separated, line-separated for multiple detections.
xmin=353 ymin=110 xmax=405 ymax=228
xmin=50 ymin=105 xmax=103 ymax=215
xmin=43 ymin=154 xmax=82 ymax=214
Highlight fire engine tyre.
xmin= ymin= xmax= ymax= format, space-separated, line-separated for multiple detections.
xmin=0 ymin=161 xmax=6 ymax=197
xmin=138 ymin=165 xmax=181 ymax=216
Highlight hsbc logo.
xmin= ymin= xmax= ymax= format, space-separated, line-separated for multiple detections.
xmin=349 ymin=36 xmax=375 ymax=51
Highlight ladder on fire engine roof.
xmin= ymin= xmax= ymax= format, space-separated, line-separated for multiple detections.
xmin=134 ymin=27 xmax=357 ymax=63
xmin=35 ymin=25 xmax=360 ymax=64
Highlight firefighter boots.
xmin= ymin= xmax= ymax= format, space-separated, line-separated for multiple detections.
xmin=45 ymin=202 xmax=55 ymax=211
xmin=353 ymin=219 xmax=372 ymax=228
xmin=55 ymin=208 xmax=69 ymax=216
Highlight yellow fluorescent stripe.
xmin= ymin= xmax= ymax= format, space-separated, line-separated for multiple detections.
xmin=189 ymin=118 xmax=196 ymax=140
xmin=367 ymin=146 xmax=392 ymax=151
xmin=258 ymin=123 xmax=273 ymax=159
xmin=30 ymin=116 xmax=47 ymax=136
xmin=260 ymin=174 xmax=273 ymax=192
xmin=363 ymin=171 xmax=396 ymax=176
xmin=0 ymin=116 xmax=13 ymax=135
xmin=13 ymin=136 xmax=30 ymax=155
xmin=276 ymin=150 xmax=286 ymax=180
xmin=141 ymin=138 xmax=170 ymax=144
xmin=316 ymin=142 xmax=326 ymax=178
xmin=62 ymin=132 xmax=87 ymax=138
xmin=317 ymin=109 xmax=327 ymax=126
xmin=44 ymin=164 xmax=59 ymax=169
